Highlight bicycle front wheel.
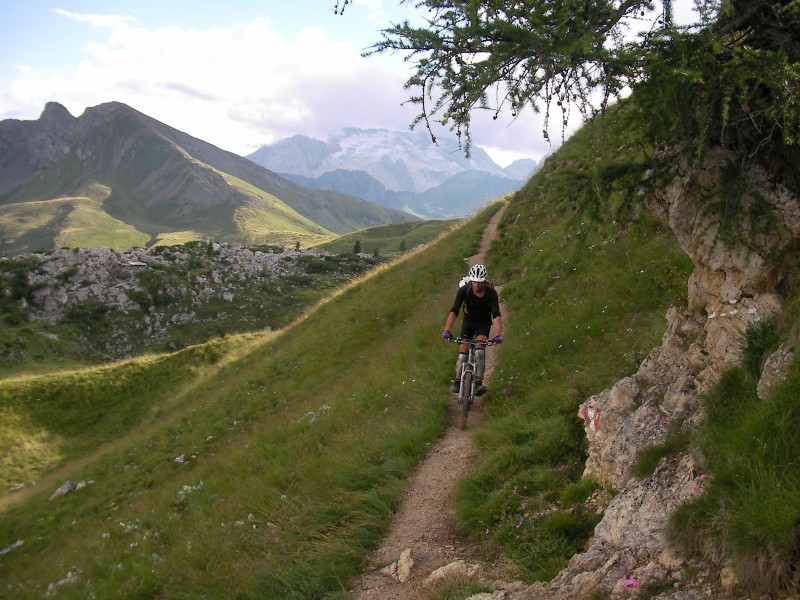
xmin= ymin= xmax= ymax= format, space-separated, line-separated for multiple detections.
xmin=460 ymin=371 xmax=473 ymax=421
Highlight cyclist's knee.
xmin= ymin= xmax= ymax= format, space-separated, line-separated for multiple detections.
xmin=455 ymin=352 xmax=467 ymax=375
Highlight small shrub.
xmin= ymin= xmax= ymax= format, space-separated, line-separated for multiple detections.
xmin=740 ymin=319 xmax=780 ymax=378
xmin=633 ymin=424 xmax=691 ymax=478
xmin=126 ymin=289 xmax=152 ymax=309
xmin=63 ymin=300 xmax=110 ymax=323
xmin=669 ymin=355 xmax=800 ymax=593
xmin=560 ymin=478 xmax=600 ymax=506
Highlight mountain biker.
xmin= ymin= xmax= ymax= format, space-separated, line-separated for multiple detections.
xmin=441 ymin=263 xmax=503 ymax=396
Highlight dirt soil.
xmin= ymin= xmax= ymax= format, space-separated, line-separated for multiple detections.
xmin=350 ymin=204 xmax=509 ymax=600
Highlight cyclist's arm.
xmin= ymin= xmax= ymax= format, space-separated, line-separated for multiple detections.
xmin=492 ymin=315 xmax=502 ymax=337
xmin=490 ymin=288 xmax=502 ymax=337
xmin=450 ymin=285 xmax=467 ymax=315
xmin=444 ymin=286 xmax=467 ymax=334
xmin=444 ymin=311 xmax=458 ymax=333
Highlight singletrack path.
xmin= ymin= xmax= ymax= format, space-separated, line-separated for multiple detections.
xmin=350 ymin=203 xmax=510 ymax=600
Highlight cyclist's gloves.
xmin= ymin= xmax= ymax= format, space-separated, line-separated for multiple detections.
xmin=442 ymin=330 xmax=453 ymax=340
xmin=492 ymin=335 xmax=503 ymax=344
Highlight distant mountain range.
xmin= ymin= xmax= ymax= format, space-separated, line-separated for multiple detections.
xmin=0 ymin=103 xmax=417 ymax=256
xmin=247 ymin=129 xmax=539 ymax=219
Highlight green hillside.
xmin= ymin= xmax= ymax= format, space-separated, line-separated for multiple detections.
xmin=0 ymin=102 xmax=417 ymax=256
xmin=313 ymin=218 xmax=458 ymax=256
xmin=2 ymin=101 xmax=798 ymax=599
xmin=0 ymin=196 xmax=150 ymax=254
xmin=0 ymin=166 xmax=336 ymax=257
xmin=0 ymin=142 xmax=336 ymax=255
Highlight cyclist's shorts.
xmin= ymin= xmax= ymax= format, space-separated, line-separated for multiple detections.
xmin=460 ymin=319 xmax=491 ymax=339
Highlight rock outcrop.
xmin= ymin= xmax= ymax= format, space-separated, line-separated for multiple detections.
xmin=26 ymin=243 xmax=311 ymax=322
xmin=515 ymin=147 xmax=798 ymax=599
xmin=3 ymin=242 xmax=371 ymax=363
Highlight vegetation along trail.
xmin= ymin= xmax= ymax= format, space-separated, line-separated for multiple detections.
xmin=351 ymin=202 xmax=509 ymax=600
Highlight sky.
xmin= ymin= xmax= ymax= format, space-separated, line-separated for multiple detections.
xmin=0 ymin=1 xmax=700 ymax=168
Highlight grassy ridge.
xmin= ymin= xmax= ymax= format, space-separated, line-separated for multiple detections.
xmin=0 ymin=335 xmax=264 ymax=491
xmin=0 ymin=197 xmax=151 ymax=254
xmin=314 ymin=219 xmax=458 ymax=256
xmin=0 ymin=205 xmax=495 ymax=598
xmin=224 ymin=172 xmax=336 ymax=248
xmin=454 ymin=107 xmax=695 ymax=580
xmin=0 ymin=191 xmax=332 ymax=256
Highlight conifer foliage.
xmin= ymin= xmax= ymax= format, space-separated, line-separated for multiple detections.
xmin=336 ymin=0 xmax=799 ymax=166
xmin=359 ymin=0 xmax=684 ymax=153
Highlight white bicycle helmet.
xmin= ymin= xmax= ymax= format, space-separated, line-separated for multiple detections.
xmin=468 ymin=263 xmax=487 ymax=282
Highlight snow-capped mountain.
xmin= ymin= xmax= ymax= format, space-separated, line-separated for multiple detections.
xmin=247 ymin=127 xmax=536 ymax=194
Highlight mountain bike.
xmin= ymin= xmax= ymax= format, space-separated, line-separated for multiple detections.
xmin=450 ymin=337 xmax=496 ymax=428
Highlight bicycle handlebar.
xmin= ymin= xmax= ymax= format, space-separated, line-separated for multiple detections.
xmin=449 ymin=337 xmax=496 ymax=346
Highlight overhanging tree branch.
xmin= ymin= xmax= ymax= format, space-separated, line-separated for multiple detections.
xmin=360 ymin=0 xmax=666 ymax=154
xmin=334 ymin=0 xmax=799 ymax=165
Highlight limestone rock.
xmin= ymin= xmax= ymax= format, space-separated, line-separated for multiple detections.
xmin=757 ymin=342 xmax=795 ymax=399
xmin=9 ymin=242 xmax=343 ymax=359
xmin=380 ymin=548 xmax=414 ymax=582
xmin=426 ymin=559 xmax=480 ymax=584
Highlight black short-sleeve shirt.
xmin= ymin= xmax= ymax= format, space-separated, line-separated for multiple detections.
xmin=450 ymin=283 xmax=501 ymax=324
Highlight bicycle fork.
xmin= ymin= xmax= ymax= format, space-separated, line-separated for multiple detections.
xmin=458 ymin=349 xmax=476 ymax=405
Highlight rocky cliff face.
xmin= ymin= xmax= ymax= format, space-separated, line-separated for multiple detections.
xmin=517 ymin=147 xmax=798 ymax=599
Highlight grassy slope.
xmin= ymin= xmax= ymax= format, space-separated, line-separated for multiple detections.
xmin=0 ymin=206 xmax=494 ymax=599
xmin=53 ymin=197 xmax=152 ymax=250
xmin=0 ymin=160 xmax=336 ymax=256
xmin=313 ymin=219 xmax=458 ymax=256
xmin=454 ymin=108 xmax=695 ymax=580
xmin=0 ymin=335 xmax=262 ymax=491
xmin=0 ymin=179 xmax=335 ymax=255
xmin=0 ymin=196 xmax=149 ymax=255
xmin=223 ymin=172 xmax=336 ymax=248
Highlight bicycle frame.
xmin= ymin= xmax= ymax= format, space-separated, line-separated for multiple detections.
xmin=450 ymin=336 xmax=495 ymax=412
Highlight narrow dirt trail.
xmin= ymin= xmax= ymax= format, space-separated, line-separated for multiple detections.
xmin=350 ymin=203 xmax=510 ymax=600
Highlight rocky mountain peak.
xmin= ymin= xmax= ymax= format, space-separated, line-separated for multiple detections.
xmin=40 ymin=102 xmax=76 ymax=128
xmin=0 ymin=103 xmax=81 ymax=195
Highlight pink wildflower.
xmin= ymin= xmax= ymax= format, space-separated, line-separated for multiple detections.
xmin=621 ymin=574 xmax=640 ymax=591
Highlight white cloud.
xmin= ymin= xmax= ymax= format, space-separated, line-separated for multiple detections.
xmin=4 ymin=13 xmax=416 ymax=156
xmin=2 ymin=6 xmax=545 ymax=163
xmin=50 ymin=9 xmax=136 ymax=29
xmin=354 ymin=0 xmax=384 ymax=9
